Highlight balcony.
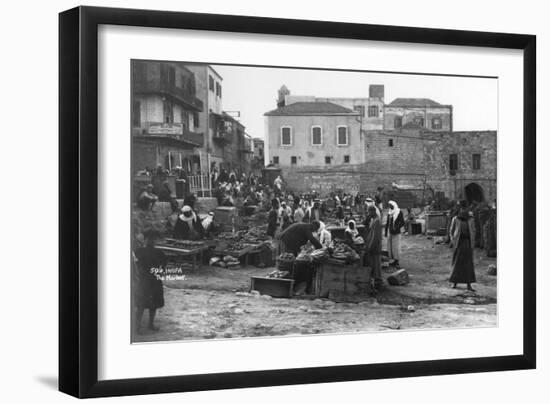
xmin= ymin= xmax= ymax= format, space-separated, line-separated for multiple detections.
xmin=134 ymin=80 xmax=204 ymax=112
xmin=133 ymin=122 xmax=204 ymax=147
xmin=212 ymin=130 xmax=233 ymax=144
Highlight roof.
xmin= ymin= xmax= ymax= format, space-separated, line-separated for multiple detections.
xmin=387 ymin=98 xmax=445 ymax=108
xmin=264 ymin=102 xmax=358 ymax=116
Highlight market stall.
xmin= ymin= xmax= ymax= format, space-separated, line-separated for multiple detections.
xmin=155 ymin=239 xmax=210 ymax=271
xmin=211 ymin=226 xmax=273 ymax=268
xmin=251 ymin=240 xmax=370 ymax=298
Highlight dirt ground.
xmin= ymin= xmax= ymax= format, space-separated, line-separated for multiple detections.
xmin=134 ymin=234 xmax=497 ymax=342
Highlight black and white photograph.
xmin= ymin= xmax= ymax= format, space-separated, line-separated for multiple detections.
xmin=130 ymin=60 xmax=498 ymax=343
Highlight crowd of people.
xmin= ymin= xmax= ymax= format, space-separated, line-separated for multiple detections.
xmin=132 ymin=169 xmax=497 ymax=331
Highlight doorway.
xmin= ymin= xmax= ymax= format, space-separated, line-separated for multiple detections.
xmin=464 ymin=183 xmax=485 ymax=204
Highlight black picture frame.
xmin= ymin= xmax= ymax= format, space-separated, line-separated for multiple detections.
xmin=59 ymin=6 xmax=536 ymax=398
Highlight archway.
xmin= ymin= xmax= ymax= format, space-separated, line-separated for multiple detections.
xmin=464 ymin=183 xmax=485 ymax=204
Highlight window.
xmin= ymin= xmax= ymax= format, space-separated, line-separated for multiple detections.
xmin=344 ymin=155 xmax=350 ymax=164
xmin=181 ymin=110 xmax=189 ymax=130
xmin=432 ymin=117 xmax=442 ymax=129
xmin=311 ymin=126 xmax=322 ymax=145
xmin=273 ymin=156 xmax=279 ymax=165
xmin=163 ymin=100 xmax=173 ymax=123
xmin=132 ymin=100 xmax=141 ymax=127
xmin=208 ymin=75 xmax=214 ymax=91
xmin=353 ymin=105 xmax=365 ymax=117
xmin=193 ymin=112 xmax=199 ymax=128
xmin=472 ymin=153 xmax=481 ymax=170
xmin=216 ymin=82 xmax=222 ymax=98
xmin=325 ymin=156 xmax=332 ymax=165
xmin=368 ymin=105 xmax=379 ymax=117
xmin=281 ymin=127 xmax=292 ymax=146
xmin=413 ymin=117 xmax=425 ymax=127
xmin=449 ymin=154 xmax=458 ymax=174
xmin=388 ymin=139 xmax=394 ymax=147
xmin=394 ymin=116 xmax=403 ymax=128
xmin=337 ymin=126 xmax=348 ymax=146
xmin=291 ymin=156 xmax=297 ymax=165
xmin=168 ymin=66 xmax=176 ymax=87
xmin=179 ymin=74 xmax=186 ymax=91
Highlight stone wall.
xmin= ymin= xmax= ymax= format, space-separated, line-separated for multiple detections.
xmin=281 ymin=129 xmax=497 ymax=205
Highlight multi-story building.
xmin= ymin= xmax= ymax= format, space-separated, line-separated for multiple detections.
xmin=284 ymin=84 xmax=385 ymax=131
xmin=252 ymin=137 xmax=265 ymax=162
xmin=264 ymin=99 xmax=362 ymax=169
xmin=264 ymin=84 xmax=493 ymax=205
xmin=131 ymin=60 xmax=205 ymax=173
xmin=383 ymin=98 xmax=453 ymax=131
xmin=213 ymin=113 xmax=253 ymax=174
xmin=187 ymin=64 xmax=253 ymax=174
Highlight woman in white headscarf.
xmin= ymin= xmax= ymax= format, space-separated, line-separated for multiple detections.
xmin=345 ymin=219 xmax=364 ymax=246
xmin=315 ymin=221 xmax=333 ymax=249
xmin=384 ymin=200 xmax=405 ymax=268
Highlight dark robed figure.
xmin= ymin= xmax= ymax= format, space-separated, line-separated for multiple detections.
xmin=449 ymin=202 xmax=477 ymax=291
xmin=133 ymin=230 xmax=166 ymax=332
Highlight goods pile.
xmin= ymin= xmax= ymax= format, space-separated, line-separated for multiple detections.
xmin=209 ymin=255 xmax=241 ymax=269
xmin=267 ymin=269 xmax=291 ymax=279
xmin=295 ymin=242 xmax=329 ymax=263
xmin=276 ymin=252 xmax=295 ymax=272
xmin=329 ymin=241 xmax=361 ymax=264
xmin=161 ymin=239 xmax=205 ymax=249
xmin=216 ymin=225 xmax=269 ymax=246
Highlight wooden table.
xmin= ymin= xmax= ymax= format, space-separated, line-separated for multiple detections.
xmin=155 ymin=244 xmax=209 ymax=271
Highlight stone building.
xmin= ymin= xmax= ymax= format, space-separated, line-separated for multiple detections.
xmin=383 ymin=98 xmax=453 ymax=131
xmin=131 ymin=60 xmax=205 ymax=174
xmin=253 ymin=138 xmax=265 ymax=162
xmin=283 ymin=84 xmax=385 ymax=131
xmin=263 ymin=84 xmax=485 ymax=205
xmin=282 ymin=129 xmax=496 ymax=206
xmin=187 ymin=64 xmax=252 ymax=174
xmin=264 ymin=101 xmax=362 ymax=168
xmin=211 ymin=113 xmax=253 ymax=174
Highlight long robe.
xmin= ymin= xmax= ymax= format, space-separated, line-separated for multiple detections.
xmin=133 ymin=246 xmax=166 ymax=309
xmin=449 ymin=216 xmax=476 ymax=284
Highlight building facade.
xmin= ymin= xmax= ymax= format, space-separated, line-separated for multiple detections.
xmin=283 ymin=129 xmax=496 ymax=205
xmin=284 ymin=84 xmax=385 ymax=131
xmin=383 ymin=98 xmax=453 ymax=131
xmin=187 ymin=64 xmax=252 ymax=174
xmin=264 ymin=101 xmax=362 ymax=169
xmin=131 ymin=60 xmax=205 ymax=174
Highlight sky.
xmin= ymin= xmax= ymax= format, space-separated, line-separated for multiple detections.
xmin=211 ymin=64 xmax=498 ymax=140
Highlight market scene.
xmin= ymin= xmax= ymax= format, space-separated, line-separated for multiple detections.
xmin=131 ymin=61 xmax=498 ymax=342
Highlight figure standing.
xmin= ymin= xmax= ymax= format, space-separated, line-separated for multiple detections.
xmin=449 ymin=200 xmax=477 ymax=291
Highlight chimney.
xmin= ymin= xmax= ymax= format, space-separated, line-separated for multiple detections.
xmin=369 ymin=84 xmax=384 ymax=101
xmin=277 ymin=85 xmax=290 ymax=107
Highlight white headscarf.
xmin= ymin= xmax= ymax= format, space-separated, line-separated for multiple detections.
xmin=346 ymin=219 xmax=359 ymax=237
xmin=388 ymin=200 xmax=400 ymax=221
xmin=317 ymin=221 xmax=332 ymax=247
xmin=179 ymin=205 xmax=197 ymax=223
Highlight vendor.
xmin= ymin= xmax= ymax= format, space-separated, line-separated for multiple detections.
xmin=345 ymin=219 xmax=364 ymax=246
xmin=277 ymin=220 xmax=322 ymax=256
xmin=137 ymin=184 xmax=158 ymax=211
xmin=315 ymin=221 xmax=333 ymax=249
xmin=365 ymin=197 xmax=381 ymax=217
xmin=173 ymin=205 xmax=204 ymax=240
